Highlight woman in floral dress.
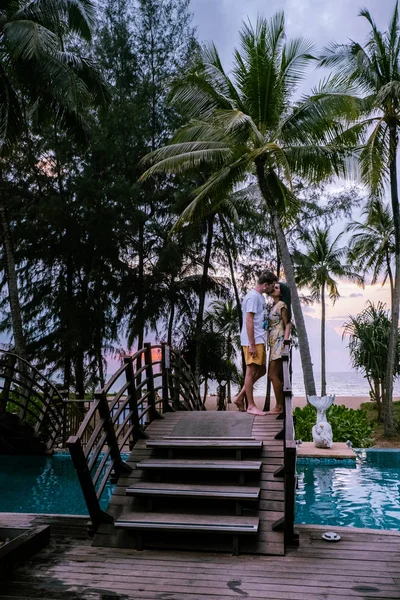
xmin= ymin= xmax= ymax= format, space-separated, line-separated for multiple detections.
xmin=267 ymin=282 xmax=292 ymax=413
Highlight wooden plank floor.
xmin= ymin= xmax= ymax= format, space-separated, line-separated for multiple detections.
xmin=1 ymin=513 xmax=400 ymax=600
xmin=94 ymin=411 xmax=285 ymax=555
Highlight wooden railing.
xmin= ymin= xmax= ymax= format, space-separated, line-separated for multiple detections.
xmin=67 ymin=343 xmax=201 ymax=529
xmin=272 ymin=340 xmax=299 ymax=547
xmin=0 ymin=350 xmax=65 ymax=451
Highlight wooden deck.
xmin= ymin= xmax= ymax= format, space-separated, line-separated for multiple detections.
xmin=1 ymin=513 xmax=400 ymax=599
xmin=94 ymin=411 xmax=286 ymax=555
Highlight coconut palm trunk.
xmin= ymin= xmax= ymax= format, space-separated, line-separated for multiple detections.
xmin=321 ymin=281 xmax=326 ymax=396
xmin=385 ymin=124 xmax=400 ymax=434
xmin=255 ymin=163 xmax=316 ymax=396
xmin=273 ymin=213 xmax=317 ymax=396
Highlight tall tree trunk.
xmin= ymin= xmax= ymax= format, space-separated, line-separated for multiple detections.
xmin=63 ymin=252 xmax=73 ymax=391
xmin=273 ymin=214 xmax=316 ymax=396
xmin=385 ymin=124 xmax=400 ymax=435
xmin=136 ymin=220 xmax=145 ymax=385
xmin=219 ymin=216 xmax=246 ymax=375
xmin=97 ymin=339 xmax=105 ymax=388
xmin=321 ymin=282 xmax=326 ymax=396
xmin=255 ymin=162 xmax=316 ymax=396
xmin=167 ymin=289 xmax=175 ymax=346
xmin=138 ymin=220 xmax=145 ymax=350
xmin=75 ymin=351 xmax=85 ymax=400
xmin=195 ymin=215 xmax=214 ymax=383
xmin=0 ymin=178 xmax=27 ymax=359
xmin=386 ymin=251 xmax=394 ymax=307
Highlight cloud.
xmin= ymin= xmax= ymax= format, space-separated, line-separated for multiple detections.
xmin=349 ymin=293 xmax=364 ymax=298
xmin=191 ymin=0 xmax=390 ymax=94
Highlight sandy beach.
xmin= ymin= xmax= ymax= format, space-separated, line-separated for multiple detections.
xmin=205 ymin=395 xmax=400 ymax=411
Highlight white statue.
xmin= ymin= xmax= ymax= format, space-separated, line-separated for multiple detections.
xmin=308 ymin=395 xmax=335 ymax=449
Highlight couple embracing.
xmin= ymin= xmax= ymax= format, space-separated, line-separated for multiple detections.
xmin=234 ymin=271 xmax=291 ymax=416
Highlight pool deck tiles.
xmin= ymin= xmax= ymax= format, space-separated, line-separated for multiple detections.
xmin=1 ymin=513 xmax=400 ymax=600
xmin=297 ymin=441 xmax=356 ymax=459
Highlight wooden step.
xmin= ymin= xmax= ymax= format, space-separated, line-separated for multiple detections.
xmin=126 ymin=482 xmax=260 ymax=500
xmin=114 ymin=512 xmax=259 ymax=534
xmin=135 ymin=459 xmax=262 ymax=472
xmin=146 ymin=438 xmax=263 ymax=450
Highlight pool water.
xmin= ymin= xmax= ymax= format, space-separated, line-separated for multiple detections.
xmin=2 ymin=450 xmax=400 ymax=530
xmin=296 ymin=450 xmax=400 ymax=530
xmin=0 ymin=454 xmax=115 ymax=515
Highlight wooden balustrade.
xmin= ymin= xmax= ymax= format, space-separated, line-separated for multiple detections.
xmin=272 ymin=340 xmax=299 ymax=547
xmin=0 ymin=350 xmax=65 ymax=451
xmin=67 ymin=344 xmax=201 ymax=529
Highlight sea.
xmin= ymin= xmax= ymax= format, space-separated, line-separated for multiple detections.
xmin=203 ymin=371 xmax=400 ymax=398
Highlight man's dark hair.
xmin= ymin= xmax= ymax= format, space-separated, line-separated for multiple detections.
xmin=258 ymin=271 xmax=278 ymax=284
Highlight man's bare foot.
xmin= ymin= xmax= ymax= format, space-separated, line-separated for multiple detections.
xmin=269 ymin=408 xmax=283 ymax=414
xmin=233 ymin=397 xmax=246 ymax=412
xmin=247 ymin=405 xmax=267 ymax=416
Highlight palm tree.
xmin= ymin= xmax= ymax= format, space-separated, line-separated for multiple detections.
xmin=343 ymin=302 xmax=400 ymax=421
xmin=0 ymin=0 xmax=108 ymax=358
xmin=140 ymin=14 xmax=356 ymax=396
xmin=294 ymin=227 xmax=363 ymax=396
xmin=319 ymin=2 xmax=400 ymax=432
xmin=347 ymin=199 xmax=395 ymax=303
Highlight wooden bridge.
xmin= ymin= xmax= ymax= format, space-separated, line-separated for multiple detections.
xmin=0 ymin=342 xmax=297 ymax=555
xmin=67 ymin=342 xmax=297 ymax=555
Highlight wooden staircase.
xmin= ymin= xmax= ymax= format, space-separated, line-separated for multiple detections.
xmin=94 ymin=412 xmax=285 ymax=555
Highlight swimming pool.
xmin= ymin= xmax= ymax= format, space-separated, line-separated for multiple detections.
xmin=2 ymin=450 xmax=400 ymax=530
xmin=0 ymin=454 xmax=115 ymax=515
xmin=296 ymin=449 xmax=400 ymax=530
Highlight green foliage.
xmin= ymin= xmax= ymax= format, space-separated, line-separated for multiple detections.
xmin=343 ymin=302 xmax=400 ymax=410
xmin=294 ymin=403 xmax=374 ymax=448
xmin=361 ymin=400 xmax=400 ymax=439
xmin=1 ymin=391 xmax=44 ymax=427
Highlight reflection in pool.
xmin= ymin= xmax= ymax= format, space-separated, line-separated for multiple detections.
xmin=0 ymin=454 xmax=117 ymax=514
xmin=296 ymin=450 xmax=400 ymax=530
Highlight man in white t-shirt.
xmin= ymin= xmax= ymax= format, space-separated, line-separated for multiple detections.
xmin=234 ymin=271 xmax=277 ymax=415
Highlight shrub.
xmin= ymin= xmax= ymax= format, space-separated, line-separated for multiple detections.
xmin=293 ymin=403 xmax=374 ymax=448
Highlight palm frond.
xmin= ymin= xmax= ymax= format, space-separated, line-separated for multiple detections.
xmin=359 ymin=118 xmax=389 ymax=195
xmin=140 ymin=143 xmax=231 ymax=180
xmin=4 ymin=19 xmax=57 ymax=60
xmin=172 ymin=158 xmax=250 ymax=230
xmin=0 ymin=66 xmax=23 ymax=154
xmin=280 ymin=36 xmax=316 ymax=92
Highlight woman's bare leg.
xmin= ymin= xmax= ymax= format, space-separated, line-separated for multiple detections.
xmin=268 ymin=358 xmax=283 ymax=413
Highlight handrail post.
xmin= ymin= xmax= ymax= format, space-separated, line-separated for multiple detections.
xmin=272 ymin=340 xmax=299 ymax=547
xmin=173 ymin=351 xmax=181 ymax=410
xmin=94 ymin=390 xmax=131 ymax=477
xmin=284 ymin=443 xmax=298 ymax=546
xmin=161 ymin=343 xmax=173 ymax=413
xmin=144 ymin=343 xmax=161 ymax=422
xmin=124 ymin=356 xmax=147 ymax=445
xmin=67 ymin=435 xmax=114 ymax=528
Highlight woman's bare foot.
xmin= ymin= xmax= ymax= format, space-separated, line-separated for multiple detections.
xmin=269 ymin=408 xmax=283 ymax=414
xmin=233 ymin=397 xmax=246 ymax=412
xmin=247 ymin=405 xmax=267 ymax=416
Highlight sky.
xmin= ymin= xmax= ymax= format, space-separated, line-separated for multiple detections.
xmin=189 ymin=0 xmax=396 ymax=373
